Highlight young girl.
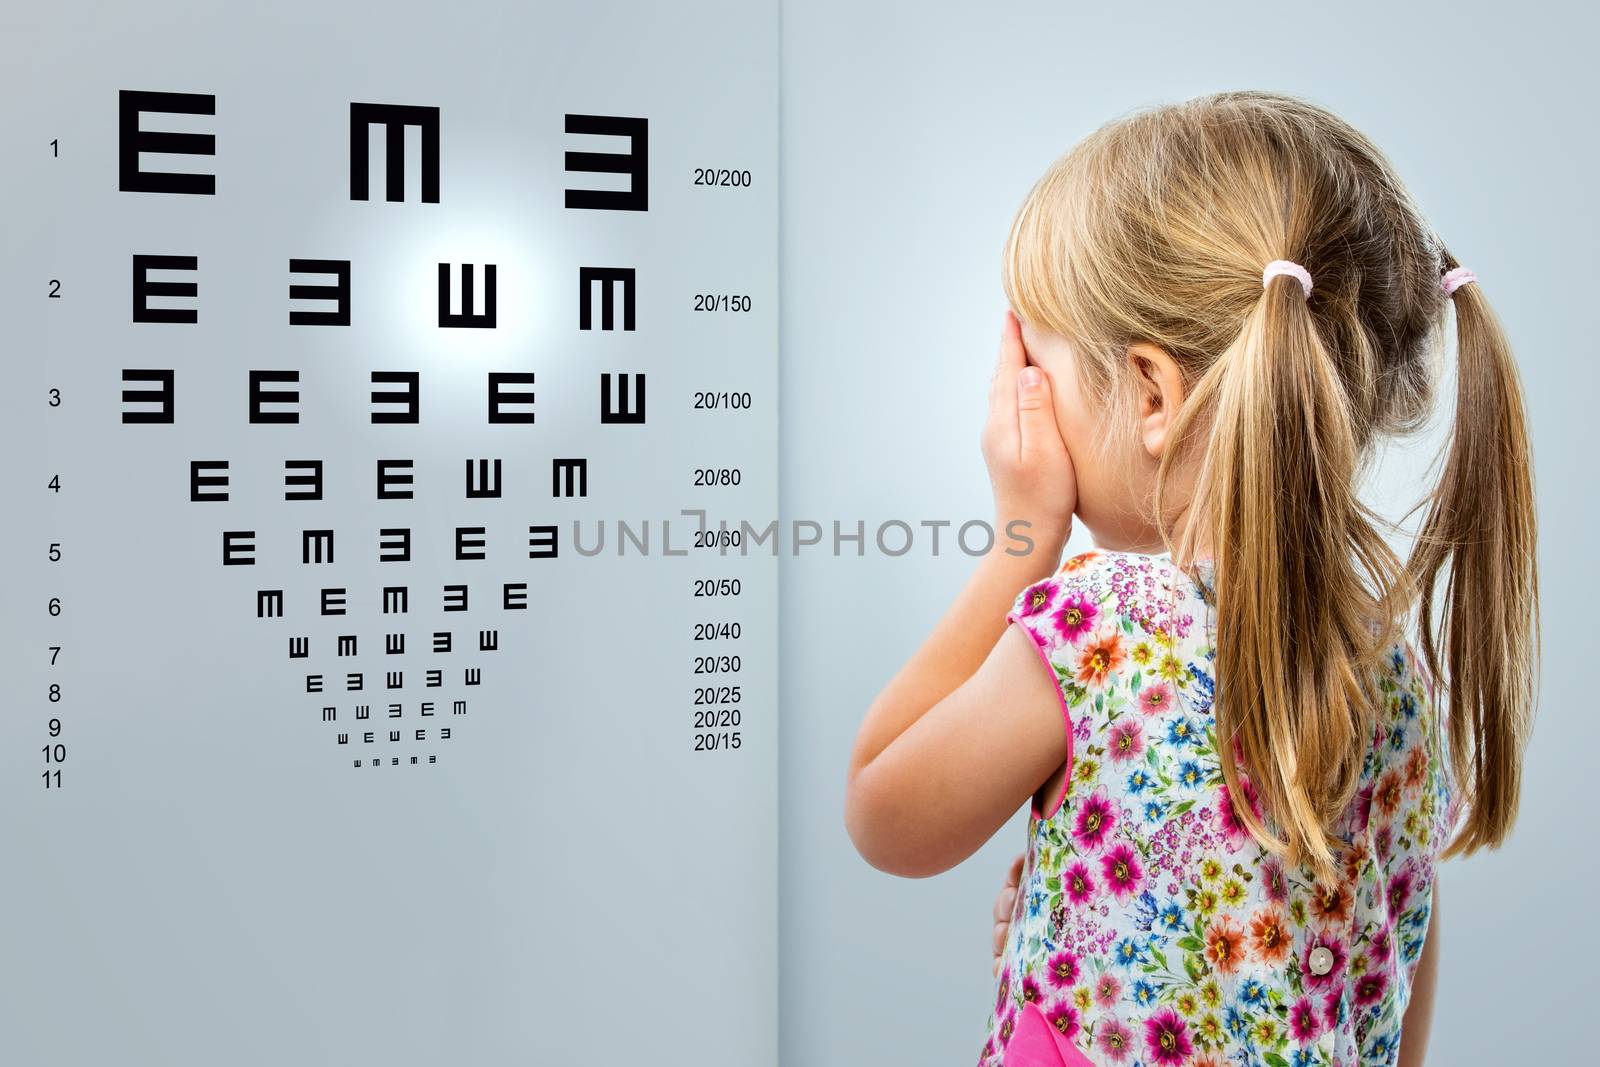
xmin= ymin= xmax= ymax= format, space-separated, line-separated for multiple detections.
xmin=845 ymin=90 xmax=1538 ymax=1067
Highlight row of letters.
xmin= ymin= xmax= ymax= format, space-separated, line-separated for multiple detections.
xmin=123 ymin=374 xmax=644 ymax=426
xmin=120 ymin=91 xmax=648 ymax=209
xmin=128 ymin=260 xmax=639 ymax=330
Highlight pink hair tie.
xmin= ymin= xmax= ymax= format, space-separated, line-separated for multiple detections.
xmin=1442 ymin=266 xmax=1477 ymax=296
xmin=1262 ymin=259 xmax=1313 ymax=299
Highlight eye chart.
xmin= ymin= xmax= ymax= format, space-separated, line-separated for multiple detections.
xmin=0 ymin=3 xmax=777 ymax=1064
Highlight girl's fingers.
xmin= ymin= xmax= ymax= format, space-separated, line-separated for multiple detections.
xmin=989 ymin=310 xmax=1026 ymax=422
xmin=994 ymin=885 xmax=1018 ymax=923
xmin=1015 ymin=357 xmax=1062 ymax=466
xmin=992 ymin=850 xmax=1024 ymax=963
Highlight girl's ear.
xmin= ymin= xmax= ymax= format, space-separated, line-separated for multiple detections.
xmin=1128 ymin=342 xmax=1186 ymax=459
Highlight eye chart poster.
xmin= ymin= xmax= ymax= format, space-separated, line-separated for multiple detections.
xmin=0 ymin=3 xmax=777 ymax=1063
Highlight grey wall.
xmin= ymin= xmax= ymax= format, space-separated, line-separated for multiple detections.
xmin=779 ymin=2 xmax=1597 ymax=1063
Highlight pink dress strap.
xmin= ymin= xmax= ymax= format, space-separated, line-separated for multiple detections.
xmin=1004 ymin=1001 xmax=1096 ymax=1067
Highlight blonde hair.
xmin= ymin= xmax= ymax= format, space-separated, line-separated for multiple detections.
xmin=1002 ymin=90 xmax=1538 ymax=881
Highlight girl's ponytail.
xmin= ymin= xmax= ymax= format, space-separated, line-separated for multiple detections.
xmin=1169 ymin=263 xmax=1407 ymax=883
xmin=1405 ymin=257 xmax=1539 ymax=858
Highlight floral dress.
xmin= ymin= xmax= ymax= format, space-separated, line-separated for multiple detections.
xmin=977 ymin=549 xmax=1463 ymax=1067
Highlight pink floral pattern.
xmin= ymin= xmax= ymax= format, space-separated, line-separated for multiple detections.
xmin=978 ymin=550 xmax=1461 ymax=1067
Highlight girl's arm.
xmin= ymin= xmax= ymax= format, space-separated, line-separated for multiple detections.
xmin=1397 ymin=876 xmax=1441 ymax=1066
xmin=845 ymin=311 xmax=1076 ymax=878
xmin=845 ymin=556 xmax=1066 ymax=877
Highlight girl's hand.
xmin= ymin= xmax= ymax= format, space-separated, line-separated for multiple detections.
xmin=992 ymin=850 xmax=1025 ymax=976
xmin=982 ymin=310 xmax=1076 ymax=561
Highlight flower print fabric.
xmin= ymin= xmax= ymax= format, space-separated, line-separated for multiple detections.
xmin=977 ymin=549 xmax=1463 ymax=1067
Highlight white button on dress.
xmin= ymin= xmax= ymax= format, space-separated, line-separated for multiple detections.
xmin=1308 ymin=945 xmax=1335 ymax=976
